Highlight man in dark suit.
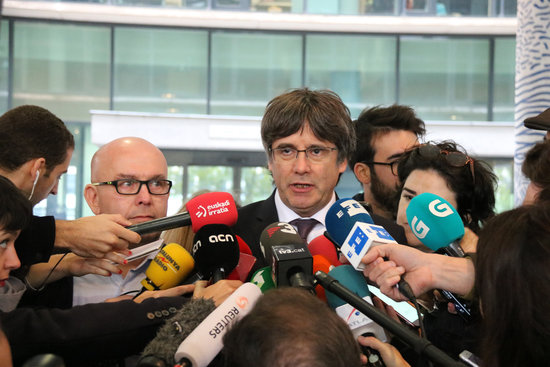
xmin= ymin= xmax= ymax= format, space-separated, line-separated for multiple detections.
xmin=233 ymin=88 xmax=406 ymax=271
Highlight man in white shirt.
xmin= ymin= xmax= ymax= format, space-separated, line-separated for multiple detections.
xmin=74 ymin=137 xmax=171 ymax=305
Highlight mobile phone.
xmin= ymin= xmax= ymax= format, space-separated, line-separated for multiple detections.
xmin=459 ymin=350 xmax=481 ymax=367
xmin=367 ymin=285 xmax=421 ymax=327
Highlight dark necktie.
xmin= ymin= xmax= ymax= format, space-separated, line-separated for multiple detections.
xmin=289 ymin=218 xmax=319 ymax=244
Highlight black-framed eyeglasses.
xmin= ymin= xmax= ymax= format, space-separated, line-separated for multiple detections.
xmin=416 ymin=144 xmax=475 ymax=183
xmin=91 ymin=179 xmax=172 ymax=195
xmin=362 ymin=160 xmax=400 ymax=176
xmin=269 ymin=146 xmax=338 ymax=163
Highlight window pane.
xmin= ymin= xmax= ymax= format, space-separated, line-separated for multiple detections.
xmin=0 ymin=21 xmax=8 ymax=112
xmin=114 ymin=27 xmax=208 ymax=114
xmin=187 ymin=166 xmax=234 ymax=197
xmin=239 ymin=166 xmax=273 ymax=205
xmin=400 ymin=36 xmax=489 ymax=121
xmin=167 ymin=166 xmax=185 ymax=216
xmin=211 ymin=31 xmax=302 ymax=115
xmin=306 ymin=34 xmax=396 ymax=117
xmin=13 ymin=22 xmax=110 ymax=122
xmin=493 ymin=37 xmax=515 ymax=121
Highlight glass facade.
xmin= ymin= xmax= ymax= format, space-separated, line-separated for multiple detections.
xmin=0 ymin=18 xmax=516 ymax=218
xmin=114 ymin=27 xmax=209 ymax=114
xmin=8 ymin=0 xmax=518 ymax=16
xmin=12 ymin=22 xmax=111 ymax=122
xmin=211 ymin=31 xmax=302 ymax=116
xmin=305 ymin=34 xmax=397 ymax=117
xmin=400 ymin=36 xmax=490 ymax=121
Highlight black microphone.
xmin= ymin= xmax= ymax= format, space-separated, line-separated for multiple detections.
xmin=137 ymin=298 xmax=217 ymax=367
xmin=314 ymin=271 xmax=466 ymax=367
xmin=192 ymin=224 xmax=240 ymax=283
xmin=128 ymin=192 xmax=238 ymax=235
xmin=259 ymin=222 xmax=314 ymax=294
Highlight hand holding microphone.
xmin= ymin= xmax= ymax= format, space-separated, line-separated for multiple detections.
xmin=405 ymin=193 xmax=474 ymax=319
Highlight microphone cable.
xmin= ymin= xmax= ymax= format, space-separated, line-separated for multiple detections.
xmin=25 ymin=252 xmax=68 ymax=292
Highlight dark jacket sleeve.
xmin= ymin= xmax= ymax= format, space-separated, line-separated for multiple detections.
xmin=15 ymin=215 xmax=56 ymax=266
xmin=3 ymin=296 xmax=191 ymax=366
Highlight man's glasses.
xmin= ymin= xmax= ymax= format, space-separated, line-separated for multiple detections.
xmin=269 ymin=146 xmax=338 ymax=163
xmin=362 ymin=160 xmax=400 ymax=176
xmin=416 ymin=144 xmax=475 ymax=183
xmin=91 ymin=179 xmax=172 ymax=195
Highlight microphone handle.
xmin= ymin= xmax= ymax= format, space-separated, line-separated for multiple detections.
xmin=211 ymin=268 xmax=226 ymax=284
xmin=127 ymin=212 xmax=192 ymax=235
xmin=314 ymin=271 xmax=465 ymax=367
xmin=361 ymin=333 xmax=385 ymax=367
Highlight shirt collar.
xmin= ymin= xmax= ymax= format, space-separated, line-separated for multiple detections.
xmin=274 ymin=188 xmax=336 ymax=226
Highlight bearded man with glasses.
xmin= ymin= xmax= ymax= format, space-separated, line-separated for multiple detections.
xmin=350 ymin=105 xmax=426 ymax=221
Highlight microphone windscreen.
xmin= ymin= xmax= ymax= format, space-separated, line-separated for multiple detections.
xmin=259 ymin=222 xmax=302 ymax=263
xmin=312 ymin=255 xmax=333 ymax=301
xmin=186 ymin=192 xmax=238 ymax=233
xmin=325 ymin=265 xmax=370 ymax=309
xmin=405 ymin=192 xmax=465 ymax=251
xmin=192 ymin=224 xmax=240 ymax=279
xmin=141 ymin=243 xmax=195 ymax=291
xmin=308 ymin=235 xmax=341 ymax=266
xmin=139 ymin=298 xmax=216 ymax=367
xmin=235 ymin=235 xmax=253 ymax=256
xmin=325 ymin=199 xmax=374 ymax=247
xmin=250 ymin=266 xmax=276 ymax=293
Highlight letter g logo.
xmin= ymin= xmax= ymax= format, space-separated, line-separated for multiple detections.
xmin=411 ymin=216 xmax=430 ymax=239
xmin=428 ymin=199 xmax=453 ymax=218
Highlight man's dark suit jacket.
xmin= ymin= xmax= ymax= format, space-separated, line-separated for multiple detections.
xmin=232 ymin=191 xmax=407 ymax=276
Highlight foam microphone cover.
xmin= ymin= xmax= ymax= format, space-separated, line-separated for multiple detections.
xmin=192 ymin=224 xmax=240 ymax=280
xmin=139 ymin=298 xmax=216 ymax=367
xmin=308 ymin=235 xmax=342 ymax=266
xmin=405 ymin=192 xmax=465 ymax=251
xmin=325 ymin=265 xmax=371 ymax=309
xmin=325 ymin=198 xmax=374 ymax=247
xmin=259 ymin=222 xmax=302 ymax=263
xmin=141 ymin=243 xmax=195 ymax=291
xmin=312 ymin=255 xmax=333 ymax=301
xmin=186 ymin=192 xmax=238 ymax=233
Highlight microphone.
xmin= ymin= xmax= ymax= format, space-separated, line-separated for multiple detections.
xmin=405 ymin=192 xmax=472 ymax=319
xmin=192 ymin=224 xmax=240 ymax=283
xmin=226 ymin=236 xmax=257 ymax=282
xmin=315 ymin=271 xmax=464 ymax=367
xmin=325 ymin=198 xmax=374 ymax=246
xmin=406 ymin=192 xmax=466 ymax=257
xmin=324 ymin=265 xmax=387 ymax=342
xmin=138 ymin=298 xmax=217 ymax=367
xmin=173 ymin=282 xmax=262 ymax=367
xmin=308 ymin=235 xmax=342 ymax=266
xmin=250 ymin=266 xmax=276 ymax=293
xmin=140 ymin=243 xmax=195 ymax=291
xmin=128 ymin=192 xmax=238 ymax=235
xmin=325 ymin=199 xmax=414 ymax=301
xmin=312 ymin=255 xmax=333 ymax=301
xmin=325 ymin=199 xmax=397 ymax=271
xmin=259 ymin=221 xmax=299 ymax=264
xmin=259 ymin=222 xmax=314 ymax=293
